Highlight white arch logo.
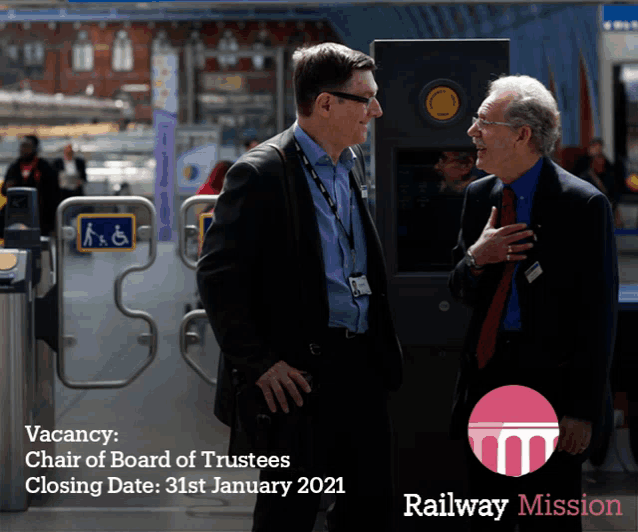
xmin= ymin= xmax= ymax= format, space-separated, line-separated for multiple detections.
xmin=468 ymin=386 xmax=559 ymax=477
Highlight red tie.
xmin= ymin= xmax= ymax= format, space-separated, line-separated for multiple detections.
xmin=476 ymin=186 xmax=517 ymax=369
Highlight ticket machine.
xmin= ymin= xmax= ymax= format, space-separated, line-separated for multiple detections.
xmin=371 ymin=39 xmax=509 ymax=530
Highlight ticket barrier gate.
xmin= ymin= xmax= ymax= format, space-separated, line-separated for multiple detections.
xmin=0 ymin=249 xmax=36 ymax=511
xmin=54 ymin=196 xmax=158 ymax=389
xmin=177 ymin=195 xmax=218 ymax=386
xmin=1 ymin=188 xmax=56 ymax=511
xmin=0 ymin=193 xmax=159 ymax=512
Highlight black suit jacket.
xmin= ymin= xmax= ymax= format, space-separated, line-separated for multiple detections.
xmin=1 ymin=157 xmax=60 ymax=236
xmin=448 ymin=158 xmax=618 ymax=445
xmin=196 ymin=125 xmax=403 ymax=426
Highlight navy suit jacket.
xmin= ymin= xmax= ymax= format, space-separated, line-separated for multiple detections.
xmin=197 ymin=126 xmax=403 ymax=427
xmin=448 ymin=158 xmax=618 ymax=446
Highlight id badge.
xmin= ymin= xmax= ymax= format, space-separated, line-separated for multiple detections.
xmin=349 ymin=274 xmax=372 ymax=298
xmin=524 ymin=261 xmax=543 ymax=284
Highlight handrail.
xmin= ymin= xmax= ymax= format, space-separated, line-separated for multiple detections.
xmin=179 ymin=309 xmax=216 ymax=386
xmin=178 ymin=195 xmax=218 ymax=270
xmin=177 ymin=195 xmax=220 ymax=385
xmin=55 ymin=196 xmax=158 ymax=389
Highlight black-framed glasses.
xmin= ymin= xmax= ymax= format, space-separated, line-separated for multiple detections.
xmin=327 ymin=91 xmax=375 ymax=106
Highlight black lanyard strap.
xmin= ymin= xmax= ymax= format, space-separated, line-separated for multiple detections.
xmin=293 ymin=137 xmax=355 ymax=253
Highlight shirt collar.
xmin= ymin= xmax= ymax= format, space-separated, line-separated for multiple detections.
xmin=293 ymin=121 xmax=356 ymax=170
xmin=502 ymin=157 xmax=543 ymax=199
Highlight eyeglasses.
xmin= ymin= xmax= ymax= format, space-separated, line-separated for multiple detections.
xmin=327 ymin=91 xmax=376 ymax=107
xmin=471 ymin=116 xmax=516 ymax=130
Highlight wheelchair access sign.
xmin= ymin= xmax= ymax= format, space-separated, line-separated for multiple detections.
xmin=77 ymin=214 xmax=136 ymax=252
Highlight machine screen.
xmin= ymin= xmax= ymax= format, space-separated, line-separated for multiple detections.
xmin=396 ymin=148 xmax=481 ymax=272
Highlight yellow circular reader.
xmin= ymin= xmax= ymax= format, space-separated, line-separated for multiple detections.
xmin=0 ymin=253 xmax=18 ymax=271
xmin=626 ymin=173 xmax=638 ymax=193
xmin=425 ymin=86 xmax=461 ymax=121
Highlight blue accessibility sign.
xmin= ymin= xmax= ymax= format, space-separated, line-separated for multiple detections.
xmin=199 ymin=212 xmax=213 ymax=243
xmin=77 ymin=214 xmax=136 ymax=252
xmin=197 ymin=212 xmax=214 ymax=255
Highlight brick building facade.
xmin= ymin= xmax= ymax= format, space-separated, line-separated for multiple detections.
xmin=0 ymin=20 xmax=341 ymax=125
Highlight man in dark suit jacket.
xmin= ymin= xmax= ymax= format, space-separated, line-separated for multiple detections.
xmin=1 ymin=135 xmax=60 ymax=236
xmin=197 ymin=43 xmax=402 ymax=532
xmin=449 ymin=75 xmax=618 ymax=531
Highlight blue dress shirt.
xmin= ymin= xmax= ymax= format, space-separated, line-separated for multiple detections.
xmin=501 ymin=157 xmax=543 ymax=330
xmin=293 ymin=122 xmax=369 ymax=333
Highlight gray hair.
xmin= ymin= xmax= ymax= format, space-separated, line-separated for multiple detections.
xmin=487 ymin=75 xmax=561 ymax=157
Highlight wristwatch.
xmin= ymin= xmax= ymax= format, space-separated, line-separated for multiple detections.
xmin=466 ymin=249 xmax=484 ymax=270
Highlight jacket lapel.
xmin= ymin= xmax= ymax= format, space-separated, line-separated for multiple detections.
xmin=349 ymin=147 xmax=387 ymax=289
xmin=490 ymin=178 xmax=503 ymax=208
xmin=277 ymin=127 xmax=330 ymax=329
xmin=525 ymin=157 xmax=560 ymax=268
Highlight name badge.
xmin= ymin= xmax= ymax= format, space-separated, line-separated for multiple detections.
xmin=349 ymin=274 xmax=372 ymax=298
xmin=524 ymin=261 xmax=543 ymax=284
xmin=360 ymin=185 xmax=368 ymax=199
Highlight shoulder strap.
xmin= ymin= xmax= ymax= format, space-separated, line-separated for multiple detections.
xmin=265 ymin=143 xmax=301 ymax=251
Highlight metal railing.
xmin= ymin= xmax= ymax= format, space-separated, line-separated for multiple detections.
xmin=55 ymin=196 xmax=159 ymax=388
xmin=178 ymin=194 xmax=217 ymax=385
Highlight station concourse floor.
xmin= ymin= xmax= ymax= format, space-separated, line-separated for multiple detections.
xmin=2 ymin=238 xmax=638 ymax=531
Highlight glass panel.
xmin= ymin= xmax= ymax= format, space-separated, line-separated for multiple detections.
xmin=34 ymin=42 xmax=44 ymax=63
xmin=24 ymin=42 xmax=33 ymax=64
xmin=73 ymin=42 xmax=93 ymax=72
xmin=217 ymin=29 xmax=238 ymax=69
xmin=621 ymin=64 xmax=638 ymax=173
xmin=23 ymin=42 xmax=44 ymax=66
xmin=396 ymin=148 xmax=480 ymax=272
xmin=7 ymin=43 xmax=19 ymax=63
xmin=112 ymin=32 xmax=133 ymax=72
xmin=616 ymin=64 xmax=638 ymax=231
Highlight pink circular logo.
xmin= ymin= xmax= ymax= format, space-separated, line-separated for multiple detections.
xmin=468 ymin=385 xmax=559 ymax=476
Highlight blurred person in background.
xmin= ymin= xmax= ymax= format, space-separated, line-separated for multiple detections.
xmin=196 ymin=160 xmax=233 ymax=199
xmin=423 ymin=151 xmax=479 ymax=267
xmin=53 ymin=143 xmax=90 ymax=253
xmin=113 ymin=181 xmax=132 ymax=215
xmin=0 ymin=134 xmax=60 ymax=237
xmin=435 ymin=150 xmax=477 ymax=195
xmin=571 ymin=137 xmax=626 ymax=222
xmin=195 ymin=160 xmax=232 ymax=260
xmin=193 ymin=160 xmax=233 ymax=221
xmin=579 ymin=152 xmax=623 ymax=227
xmin=53 ymin=143 xmax=87 ymax=203
xmin=244 ymin=138 xmax=260 ymax=152
xmin=572 ymin=137 xmax=611 ymax=177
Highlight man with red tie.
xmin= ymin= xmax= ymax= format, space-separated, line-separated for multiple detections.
xmin=449 ymin=75 xmax=618 ymax=531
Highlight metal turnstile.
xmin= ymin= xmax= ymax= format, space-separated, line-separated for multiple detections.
xmin=0 ymin=249 xmax=35 ymax=511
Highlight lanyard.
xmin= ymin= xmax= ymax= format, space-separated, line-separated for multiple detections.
xmin=293 ymin=138 xmax=357 ymax=263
